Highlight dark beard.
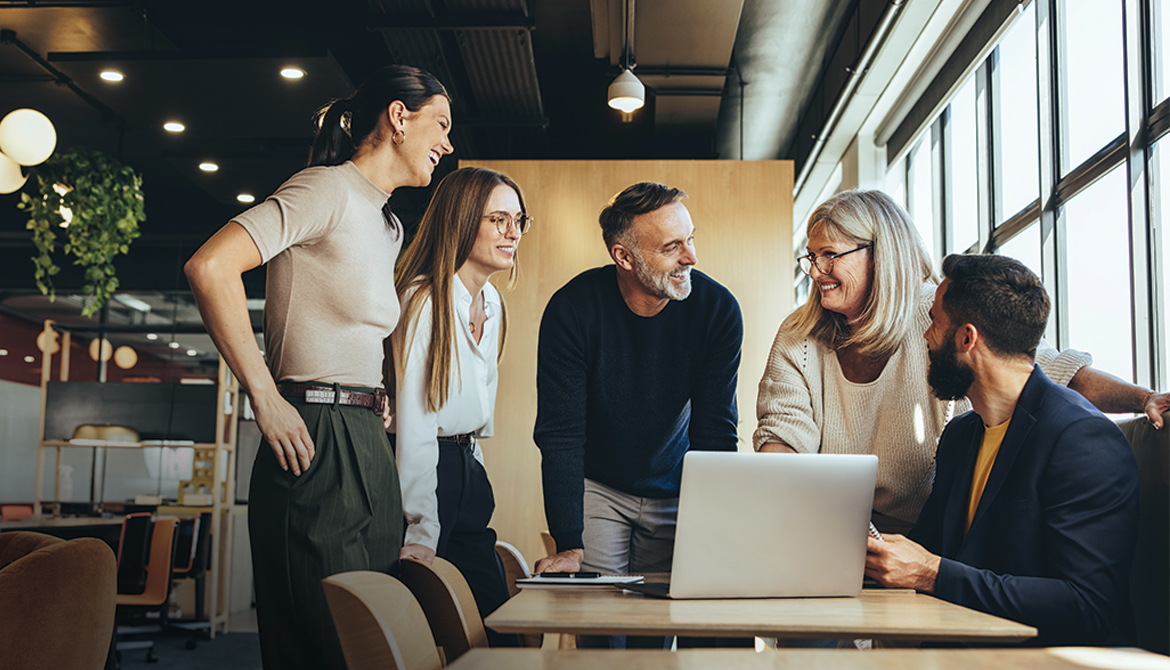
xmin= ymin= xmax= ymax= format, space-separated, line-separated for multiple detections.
xmin=928 ymin=337 xmax=975 ymax=401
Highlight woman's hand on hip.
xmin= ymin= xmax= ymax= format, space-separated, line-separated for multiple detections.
xmin=253 ymin=389 xmax=315 ymax=475
xmin=401 ymin=543 xmax=436 ymax=565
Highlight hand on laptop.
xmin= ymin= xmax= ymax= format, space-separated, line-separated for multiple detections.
xmin=534 ymin=548 xmax=584 ymax=574
xmin=864 ymin=535 xmax=940 ymax=593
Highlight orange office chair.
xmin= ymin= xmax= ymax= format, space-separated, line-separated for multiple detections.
xmin=114 ymin=516 xmax=179 ymax=664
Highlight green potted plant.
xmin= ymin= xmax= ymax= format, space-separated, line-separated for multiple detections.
xmin=18 ymin=146 xmax=145 ymax=317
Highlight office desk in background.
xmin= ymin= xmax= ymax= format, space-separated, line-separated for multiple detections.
xmin=445 ymin=648 xmax=1170 ymax=670
xmin=484 ymin=588 xmax=1037 ymax=645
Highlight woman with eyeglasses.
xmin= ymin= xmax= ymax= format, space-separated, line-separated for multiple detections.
xmin=388 ymin=167 xmax=529 ymax=642
xmin=754 ymin=189 xmax=1168 ymax=535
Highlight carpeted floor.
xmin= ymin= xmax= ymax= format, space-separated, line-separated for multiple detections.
xmin=119 ymin=632 xmax=262 ymax=670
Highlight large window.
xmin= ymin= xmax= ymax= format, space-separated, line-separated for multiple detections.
xmin=885 ymin=0 xmax=1168 ymax=390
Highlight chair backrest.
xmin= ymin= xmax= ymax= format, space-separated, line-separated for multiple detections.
xmin=0 ymin=531 xmax=117 ymax=670
xmin=494 ymin=541 xmax=531 ymax=599
xmin=116 ymin=512 xmax=153 ymax=594
xmin=398 ymin=557 xmax=488 ymax=663
xmin=322 ymin=570 xmax=442 ymax=670
xmin=1117 ymin=413 xmax=1169 ymax=655
xmin=173 ymin=512 xmax=212 ymax=578
xmin=540 ymin=531 xmax=556 ymax=558
xmin=117 ymin=518 xmax=178 ymax=608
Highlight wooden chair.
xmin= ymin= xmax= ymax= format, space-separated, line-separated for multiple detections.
xmin=540 ymin=530 xmax=556 ymax=557
xmin=322 ymin=570 xmax=441 ymax=670
xmin=495 ymin=541 xmax=547 ymax=649
xmin=398 ymin=556 xmax=487 ymax=664
xmin=1117 ymin=412 xmax=1169 ymax=654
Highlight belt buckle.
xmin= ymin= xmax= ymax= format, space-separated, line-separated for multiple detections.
xmin=304 ymin=388 xmax=333 ymax=404
xmin=373 ymin=388 xmax=387 ymax=414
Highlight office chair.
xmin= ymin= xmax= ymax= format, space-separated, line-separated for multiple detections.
xmin=114 ymin=517 xmax=179 ymax=664
xmin=0 ymin=531 xmax=116 ymax=670
xmin=398 ymin=556 xmax=488 ymax=664
xmin=166 ymin=512 xmax=213 ymax=648
xmin=322 ymin=570 xmax=442 ymax=670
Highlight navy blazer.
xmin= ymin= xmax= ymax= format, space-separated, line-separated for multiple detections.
xmin=910 ymin=366 xmax=1139 ymax=646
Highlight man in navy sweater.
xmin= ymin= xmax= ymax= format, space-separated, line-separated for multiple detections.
xmin=865 ymin=253 xmax=1138 ymax=646
xmin=532 ymin=182 xmax=743 ymax=607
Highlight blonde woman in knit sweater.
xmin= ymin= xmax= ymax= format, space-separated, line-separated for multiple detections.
xmin=754 ymin=189 xmax=1169 ymax=535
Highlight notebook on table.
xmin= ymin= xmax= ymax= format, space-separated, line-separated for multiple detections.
xmin=621 ymin=451 xmax=878 ymax=599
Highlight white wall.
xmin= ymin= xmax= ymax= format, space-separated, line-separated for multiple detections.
xmin=0 ymin=379 xmax=41 ymax=502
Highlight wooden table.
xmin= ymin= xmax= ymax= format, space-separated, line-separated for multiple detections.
xmin=446 ymin=648 xmax=1170 ymax=670
xmin=484 ymin=588 xmax=1037 ymax=644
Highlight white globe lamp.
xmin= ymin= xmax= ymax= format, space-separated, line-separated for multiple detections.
xmin=0 ymin=109 xmax=57 ymax=166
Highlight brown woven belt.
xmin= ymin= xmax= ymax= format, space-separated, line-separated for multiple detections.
xmin=278 ymin=383 xmax=387 ymax=415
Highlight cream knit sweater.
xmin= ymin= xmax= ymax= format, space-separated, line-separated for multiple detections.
xmin=753 ymin=282 xmax=1091 ymax=533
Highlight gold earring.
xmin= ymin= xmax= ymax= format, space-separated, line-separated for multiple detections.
xmin=392 ymin=128 xmax=405 ymax=145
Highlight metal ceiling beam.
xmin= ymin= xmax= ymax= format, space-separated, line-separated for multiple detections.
xmin=367 ymin=17 xmax=535 ymax=31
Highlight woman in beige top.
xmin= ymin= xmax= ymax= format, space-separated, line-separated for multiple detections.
xmin=754 ymin=189 xmax=1168 ymax=534
xmin=185 ymin=66 xmax=453 ymax=670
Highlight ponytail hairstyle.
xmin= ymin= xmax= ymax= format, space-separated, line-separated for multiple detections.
xmin=391 ymin=167 xmax=526 ymax=413
xmin=308 ymin=65 xmax=449 ymax=168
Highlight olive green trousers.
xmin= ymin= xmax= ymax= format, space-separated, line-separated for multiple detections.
xmin=249 ymin=387 xmax=403 ymax=670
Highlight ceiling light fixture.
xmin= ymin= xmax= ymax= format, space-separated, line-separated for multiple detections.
xmin=164 ymin=122 xmax=185 ymax=133
xmin=146 ymin=333 xmax=158 ymax=341
xmin=186 ymin=349 xmax=198 ymax=357
xmin=607 ymin=0 xmax=644 ymax=115
xmin=168 ymin=341 xmax=181 ymax=349
xmin=237 ymin=193 xmax=255 ymax=204
xmin=281 ymin=67 xmax=305 ymax=79
xmin=100 ymin=70 xmax=124 ymax=82
xmin=199 ymin=162 xmax=218 ymax=172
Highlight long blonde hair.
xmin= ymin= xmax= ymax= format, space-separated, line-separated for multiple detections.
xmin=391 ymin=167 xmax=525 ymax=412
xmin=787 ymin=189 xmax=936 ymax=358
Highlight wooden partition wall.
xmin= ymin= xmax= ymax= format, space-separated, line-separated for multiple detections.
xmin=460 ymin=160 xmax=794 ymax=568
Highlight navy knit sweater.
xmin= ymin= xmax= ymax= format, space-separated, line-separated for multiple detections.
xmin=534 ymin=265 xmax=743 ymax=552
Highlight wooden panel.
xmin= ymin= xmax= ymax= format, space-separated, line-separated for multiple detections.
xmin=460 ymin=160 xmax=794 ymax=569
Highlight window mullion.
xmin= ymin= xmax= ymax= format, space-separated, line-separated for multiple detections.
xmin=1037 ymin=0 xmax=1068 ymax=347
xmin=1124 ymin=0 xmax=1156 ymax=387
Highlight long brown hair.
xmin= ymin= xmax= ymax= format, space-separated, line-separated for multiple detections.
xmin=391 ymin=167 xmax=525 ymax=412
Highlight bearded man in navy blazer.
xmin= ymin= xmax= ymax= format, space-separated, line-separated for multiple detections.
xmin=865 ymin=253 xmax=1139 ymax=646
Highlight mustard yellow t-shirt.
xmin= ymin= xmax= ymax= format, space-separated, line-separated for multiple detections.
xmin=967 ymin=419 xmax=1011 ymax=533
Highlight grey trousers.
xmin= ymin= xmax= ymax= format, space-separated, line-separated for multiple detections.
xmin=579 ymin=478 xmax=677 ymax=650
xmin=249 ymin=387 xmax=404 ymax=670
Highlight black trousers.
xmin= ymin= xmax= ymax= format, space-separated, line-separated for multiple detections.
xmin=249 ymin=386 xmax=404 ymax=670
xmin=434 ymin=439 xmax=517 ymax=647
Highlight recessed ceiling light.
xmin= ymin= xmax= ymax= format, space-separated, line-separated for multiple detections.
xmin=164 ymin=122 xmax=185 ymax=133
xmin=199 ymin=162 xmax=218 ymax=172
xmin=0 ymin=349 xmax=7 ymax=356
xmin=24 ymin=355 xmax=35 ymax=363
xmin=281 ymin=67 xmax=305 ymax=79
xmin=100 ymin=70 xmax=124 ymax=82
xmin=168 ymin=341 xmax=181 ymax=349
xmin=237 ymin=193 xmax=255 ymax=204
xmin=186 ymin=349 xmax=198 ymax=357
xmin=146 ymin=333 xmax=158 ymax=341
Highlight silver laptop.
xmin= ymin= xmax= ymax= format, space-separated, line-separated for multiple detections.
xmin=626 ymin=451 xmax=878 ymax=599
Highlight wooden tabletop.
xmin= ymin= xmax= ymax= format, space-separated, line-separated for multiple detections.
xmin=446 ymin=648 xmax=1170 ymax=670
xmin=484 ymin=588 xmax=1037 ymax=644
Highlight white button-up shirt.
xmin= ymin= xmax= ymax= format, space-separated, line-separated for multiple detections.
xmin=391 ymin=275 xmax=501 ymax=550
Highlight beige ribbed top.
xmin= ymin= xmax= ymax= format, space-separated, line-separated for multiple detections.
xmin=235 ymin=161 xmax=402 ymax=388
xmin=753 ymin=282 xmax=1091 ymax=533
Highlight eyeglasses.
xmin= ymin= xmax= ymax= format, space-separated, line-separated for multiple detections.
xmin=798 ymin=243 xmax=871 ymax=276
xmin=483 ymin=212 xmax=534 ymax=236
